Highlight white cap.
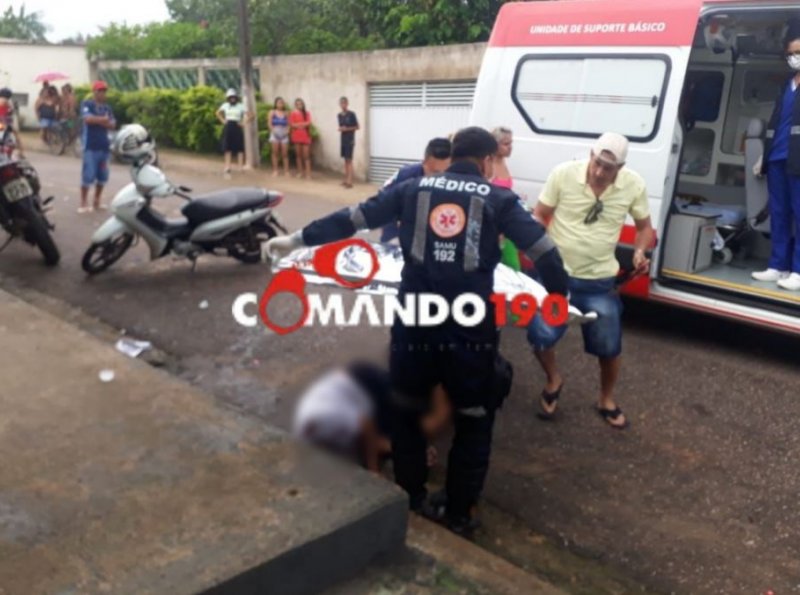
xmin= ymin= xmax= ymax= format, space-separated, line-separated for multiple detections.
xmin=225 ymin=88 xmax=238 ymax=99
xmin=592 ymin=132 xmax=629 ymax=166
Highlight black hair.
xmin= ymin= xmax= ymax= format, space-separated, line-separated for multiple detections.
xmin=274 ymin=96 xmax=285 ymax=110
xmin=786 ymin=18 xmax=800 ymax=50
xmin=340 ymin=96 xmax=348 ymax=103
xmin=345 ymin=361 xmax=390 ymax=403
xmin=424 ymin=137 xmax=452 ymax=160
xmin=451 ymin=126 xmax=498 ymax=161
xmin=296 ymin=97 xmax=307 ymax=121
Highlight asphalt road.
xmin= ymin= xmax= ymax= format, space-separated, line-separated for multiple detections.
xmin=2 ymin=151 xmax=799 ymax=594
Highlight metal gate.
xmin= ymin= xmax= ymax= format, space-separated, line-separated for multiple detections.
xmin=368 ymin=80 xmax=476 ymax=183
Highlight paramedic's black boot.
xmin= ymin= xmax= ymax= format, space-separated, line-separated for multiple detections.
xmin=418 ymin=491 xmax=481 ymax=538
xmin=418 ymin=490 xmax=447 ymax=522
xmin=444 ymin=512 xmax=482 ymax=538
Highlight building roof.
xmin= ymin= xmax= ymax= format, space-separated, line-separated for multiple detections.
xmin=0 ymin=38 xmax=86 ymax=47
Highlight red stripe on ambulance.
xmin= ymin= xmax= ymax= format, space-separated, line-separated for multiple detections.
xmin=489 ymin=0 xmax=704 ymax=48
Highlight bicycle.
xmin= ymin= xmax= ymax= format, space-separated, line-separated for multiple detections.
xmin=44 ymin=119 xmax=81 ymax=157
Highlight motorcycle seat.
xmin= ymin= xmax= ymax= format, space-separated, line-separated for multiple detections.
xmin=182 ymin=188 xmax=270 ymax=225
xmin=137 ymin=208 xmax=191 ymax=240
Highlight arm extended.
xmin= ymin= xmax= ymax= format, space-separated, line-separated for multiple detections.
xmin=263 ymin=183 xmax=409 ymax=260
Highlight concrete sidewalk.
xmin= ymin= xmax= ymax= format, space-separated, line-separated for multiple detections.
xmin=158 ymin=148 xmax=381 ymax=208
xmin=18 ymin=131 xmax=381 ymax=208
xmin=0 ymin=285 xmax=568 ymax=595
xmin=0 ymin=288 xmax=406 ymax=594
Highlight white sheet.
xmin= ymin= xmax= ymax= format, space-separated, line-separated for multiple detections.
xmin=273 ymin=241 xmax=597 ymax=325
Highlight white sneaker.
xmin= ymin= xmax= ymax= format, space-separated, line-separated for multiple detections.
xmin=777 ymin=272 xmax=800 ymax=291
xmin=751 ymin=268 xmax=790 ymax=282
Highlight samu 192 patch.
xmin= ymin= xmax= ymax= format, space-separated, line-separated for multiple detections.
xmin=429 ymin=203 xmax=465 ymax=238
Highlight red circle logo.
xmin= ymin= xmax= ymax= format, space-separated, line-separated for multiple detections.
xmin=258 ymin=269 xmax=309 ymax=335
xmin=312 ymin=239 xmax=379 ymax=289
xmin=429 ymin=204 xmax=466 ymax=238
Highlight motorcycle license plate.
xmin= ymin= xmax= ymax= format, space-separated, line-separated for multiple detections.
xmin=3 ymin=177 xmax=33 ymax=203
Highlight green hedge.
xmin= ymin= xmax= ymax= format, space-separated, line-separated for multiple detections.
xmin=73 ymin=85 xmax=319 ymax=159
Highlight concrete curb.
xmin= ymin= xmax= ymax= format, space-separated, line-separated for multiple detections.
xmin=407 ymin=516 xmax=566 ymax=595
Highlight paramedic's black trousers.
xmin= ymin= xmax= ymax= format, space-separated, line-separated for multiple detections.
xmin=390 ymin=333 xmax=497 ymax=519
xmin=392 ymin=401 xmax=496 ymax=518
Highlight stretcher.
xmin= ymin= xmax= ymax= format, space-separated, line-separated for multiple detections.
xmin=273 ymin=239 xmax=598 ymax=325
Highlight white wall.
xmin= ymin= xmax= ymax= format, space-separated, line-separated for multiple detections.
xmin=260 ymin=44 xmax=486 ymax=180
xmin=93 ymin=44 xmax=488 ymax=179
xmin=0 ymin=42 xmax=90 ymax=128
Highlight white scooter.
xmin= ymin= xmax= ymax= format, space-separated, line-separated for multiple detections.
xmin=81 ymin=162 xmax=287 ymax=275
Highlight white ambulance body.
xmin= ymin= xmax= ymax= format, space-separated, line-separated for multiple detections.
xmin=471 ymin=0 xmax=800 ymax=334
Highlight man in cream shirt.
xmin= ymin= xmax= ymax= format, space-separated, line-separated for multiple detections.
xmin=527 ymin=133 xmax=655 ymax=429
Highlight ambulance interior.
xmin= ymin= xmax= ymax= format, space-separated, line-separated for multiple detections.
xmin=663 ymin=9 xmax=800 ymax=312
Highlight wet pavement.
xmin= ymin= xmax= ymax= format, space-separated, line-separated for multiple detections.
xmin=2 ymin=150 xmax=799 ymax=594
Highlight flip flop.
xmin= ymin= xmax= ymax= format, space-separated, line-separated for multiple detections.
xmin=77 ymin=206 xmax=92 ymax=214
xmin=595 ymin=405 xmax=629 ymax=430
xmin=537 ymin=383 xmax=563 ymax=421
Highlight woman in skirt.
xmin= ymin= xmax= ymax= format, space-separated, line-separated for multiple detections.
xmin=216 ymin=88 xmax=246 ymax=177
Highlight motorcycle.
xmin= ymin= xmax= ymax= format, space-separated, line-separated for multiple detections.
xmin=81 ymin=161 xmax=287 ymax=275
xmin=0 ymin=120 xmax=20 ymax=160
xmin=0 ymin=149 xmax=60 ymax=266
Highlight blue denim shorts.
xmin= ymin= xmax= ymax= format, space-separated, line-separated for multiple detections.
xmin=82 ymin=150 xmax=110 ymax=187
xmin=526 ymin=276 xmax=623 ymax=358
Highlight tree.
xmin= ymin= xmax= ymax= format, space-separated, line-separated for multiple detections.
xmin=86 ymin=21 xmax=235 ymax=60
xmin=86 ymin=23 xmax=148 ymax=60
xmin=165 ymin=0 xmax=235 ymax=23
xmin=0 ymin=4 xmax=48 ymax=42
xmin=383 ymin=0 xmax=510 ymax=48
xmin=60 ymin=33 xmax=87 ymax=45
xmin=87 ymin=0 xmax=512 ymax=60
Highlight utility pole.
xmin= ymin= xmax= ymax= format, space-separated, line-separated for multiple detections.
xmin=237 ymin=0 xmax=260 ymax=169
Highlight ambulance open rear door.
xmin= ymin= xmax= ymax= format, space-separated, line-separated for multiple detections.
xmin=474 ymin=0 xmax=705 ymax=297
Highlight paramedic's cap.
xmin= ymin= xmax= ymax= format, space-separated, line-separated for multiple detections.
xmin=592 ymin=132 xmax=629 ymax=166
xmin=92 ymin=80 xmax=108 ymax=92
xmin=451 ymin=126 xmax=498 ymax=160
xmin=425 ymin=137 xmax=452 ymax=159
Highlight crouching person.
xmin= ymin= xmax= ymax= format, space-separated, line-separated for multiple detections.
xmin=292 ymin=361 xmax=451 ymax=472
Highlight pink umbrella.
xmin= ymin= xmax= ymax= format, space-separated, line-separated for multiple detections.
xmin=34 ymin=72 xmax=69 ymax=83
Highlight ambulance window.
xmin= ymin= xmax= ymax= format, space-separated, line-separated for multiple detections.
xmin=721 ymin=67 xmax=786 ymax=155
xmin=682 ymin=71 xmax=724 ymax=124
xmin=742 ymin=70 xmax=785 ymax=105
xmin=511 ymin=55 xmax=670 ymax=141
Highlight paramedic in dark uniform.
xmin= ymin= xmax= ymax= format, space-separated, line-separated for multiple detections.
xmin=379 ymin=137 xmax=452 ymax=243
xmin=752 ymin=26 xmax=800 ymax=291
xmin=263 ymin=127 xmax=568 ymax=533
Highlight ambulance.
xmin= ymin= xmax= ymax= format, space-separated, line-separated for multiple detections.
xmin=471 ymin=0 xmax=800 ymax=334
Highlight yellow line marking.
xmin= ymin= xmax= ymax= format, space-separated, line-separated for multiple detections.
xmin=661 ymin=269 xmax=800 ymax=304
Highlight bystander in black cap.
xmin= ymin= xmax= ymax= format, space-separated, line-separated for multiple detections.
xmin=425 ymin=137 xmax=451 ymax=159
xmin=451 ymin=126 xmax=499 ymax=160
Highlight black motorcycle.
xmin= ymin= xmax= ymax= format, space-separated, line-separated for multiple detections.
xmin=0 ymin=152 xmax=60 ymax=266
